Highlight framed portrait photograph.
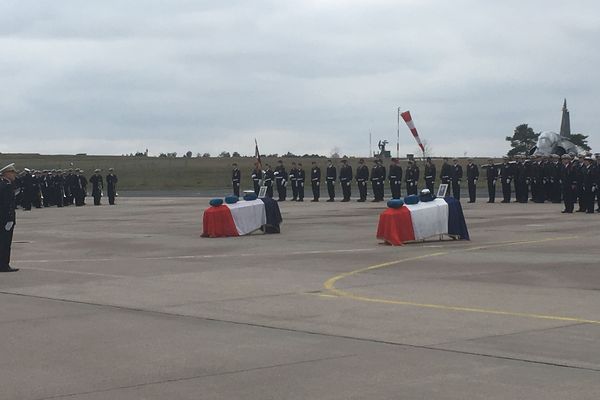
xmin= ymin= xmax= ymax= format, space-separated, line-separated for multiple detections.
xmin=436 ymin=183 xmax=449 ymax=198
xmin=258 ymin=186 xmax=268 ymax=198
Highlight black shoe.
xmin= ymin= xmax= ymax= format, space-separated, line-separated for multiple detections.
xmin=311 ymin=199 xmax=318 ymax=202
xmin=468 ymin=201 xmax=475 ymax=203
xmin=326 ymin=199 xmax=334 ymax=202
xmin=357 ymin=199 xmax=365 ymax=202
xmin=561 ymin=210 xmax=573 ymax=213
xmin=0 ymin=266 xmax=19 ymax=272
xmin=297 ymin=199 xmax=303 ymax=202
xmin=586 ymin=211 xmax=594 ymax=214
xmin=576 ymin=210 xmax=585 ymax=213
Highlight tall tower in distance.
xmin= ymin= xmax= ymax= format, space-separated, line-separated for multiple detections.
xmin=559 ymin=98 xmax=571 ymax=138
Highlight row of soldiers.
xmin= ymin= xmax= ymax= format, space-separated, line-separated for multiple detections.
xmin=233 ymin=157 xmax=476 ymax=202
xmin=15 ymin=168 xmax=119 ymax=209
xmin=483 ymin=153 xmax=600 ymax=213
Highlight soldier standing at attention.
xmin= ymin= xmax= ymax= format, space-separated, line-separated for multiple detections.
xmin=499 ymin=156 xmax=513 ymax=203
xmin=289 ymin=162 xmax=298 ymax=201
xmin=251 ymin=163 xmax=261 ymax=195
xmin=21 ymin=168 xmax=34 ymax=211
xmin=231 ymin=163 xmax=241 ymax=197
xmin=32 ymin=170 xmax=43 ymax=209
xmin=440 ymin=158 xmax=452 ymax=188
xmin=89 ymin=169 xmax=104 ymax=206
xmin=310 ymin=161 xmax=321 ymax=202
xmin=55 ymin=170 xmax=65 ymax=208
xmin=73 ymin=169 xmax=85 ymax=206
xmin=106 ymin=168 xmax=118 ymax=205
xmin=388 ymin=158 xmax=402 ymax=199
xmin=274 ymin=160 xmax=287 ymax=201
xmin=466 ymin=158 xmax=479 ymax=203
xmin=370 ymin=159 xmax=384 ymax=202
xmin=325 ymin=159 xmax=336 ymax=202
xmin=581 ymin=157 xmax=597 ymax=214
xmin=561 ymin=154 xmax=577 ymax=213
xmin=482 ymin=158 xmax=498 ymax=203
xmin=0 ymin=164 xmax=19 ymax=272
xmin=424 ymin=157 xmax=436 ymax=194
xmin=296 ymin=162 xmax=305 ymax=201
xmin=451 ymin=158 xmax=463 ymax=200
xmin=551 ymin=154 xmax=562 ymax=203
xmin=263 ymin=164 xmax=274 ymax=198
xmin=355 ymin=158 xmax=369 ymax=202
xmin=405 ymin=160 xmax=419 ymax=195
xmin=339 ymin=158 xmax=353 ymax=202
xmin=78 ymin=170 xmax=88 ymax=205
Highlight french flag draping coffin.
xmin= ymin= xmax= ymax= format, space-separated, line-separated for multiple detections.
xmin=377 ymin=198 xmax=469 ymax=245
xmin=202 ymin=199 xmax=282 ymax=238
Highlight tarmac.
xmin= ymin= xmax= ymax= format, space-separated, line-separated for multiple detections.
xmin=2 ymin=195 xmax=600 ymax=399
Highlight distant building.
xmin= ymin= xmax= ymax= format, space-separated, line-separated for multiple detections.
xmin=559 ymin=99 xmax=571 ymax=138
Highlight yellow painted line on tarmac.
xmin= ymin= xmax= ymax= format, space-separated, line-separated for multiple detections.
xmin=320 ymin=236 xmax=600 ymax=325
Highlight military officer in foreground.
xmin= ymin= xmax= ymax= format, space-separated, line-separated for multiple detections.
xmin=339 ymin=158 xmax=353 ymax=202
xmin=499 ymin=156 xmax=513 ymax=203
xmin=482 ymin=159 xmax=498 ymax=203
xmin=370 ymin=159 xmax=385 ymax=202
xmin=561 ymin=154 xmax=577 ymax=213
xmin=325 ymin=159 xmax=336 ymax=202
xmin=388 ymin=158 xmax=402 ymax=199
xmin=355 ymin=158 xmax=369 ymax=202
xmin=274 ymin=160 xmax=287 ymax=201
xmin=424 ymin=157 xmax=436 ymax=194
xmin=231 ymin=163 xmax=241 ymax=197
xmin=289 ymin=162 xmax=298 ymax=201
xmin=0 ymin=164 xmax=19 ymax=272
xmin=310 ymin=161 xmax=321 ymax=202
xmin=106 ymin=168 xmax=118 ymax=205
xmin=405 ymin=160 xmax=419 ymax=196
xmin=263 ymin=164 xmax=274 ymax=198
xmin=251 ymin=163 xmax=262 ymax=195
xmin=296 ymin=162 xmax=305 ymax=201
xmin=466 ymin=158 xmax=479 ymax=203
xmin=89 ymin=169 xmax=104 ymax=205
xmin=451 ymin=158 xmax=463 ymax=200
xmin=440 ymin=157 xmax=452 ymax=188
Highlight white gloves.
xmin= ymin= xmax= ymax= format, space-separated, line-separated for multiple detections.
xmin=474 ymin=179 xmax=478 ymax=185
xmin=506 ymin=179 xmax=511 ymax=184
xmin=5 ymin=221 xmax=14 ymax=231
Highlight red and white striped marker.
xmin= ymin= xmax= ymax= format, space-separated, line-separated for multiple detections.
xmin=400 ymin=111 xmax=425 ymax=153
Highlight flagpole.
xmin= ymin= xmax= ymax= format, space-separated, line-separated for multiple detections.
xmin=397 ymin=107 xmax=401 ymax=159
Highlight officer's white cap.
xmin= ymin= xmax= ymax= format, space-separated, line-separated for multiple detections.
xmin=0 ymin=163 xmax=17 ymax=174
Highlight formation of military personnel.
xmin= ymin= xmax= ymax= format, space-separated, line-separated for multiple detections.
xmin=234 ymin=154 xmax=600 ymax=213
xmin=13 ymin=167 xmax=119 ymax=210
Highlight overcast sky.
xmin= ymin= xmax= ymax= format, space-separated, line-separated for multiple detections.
xmin=1 ymin=0 xmax=599 ymax=157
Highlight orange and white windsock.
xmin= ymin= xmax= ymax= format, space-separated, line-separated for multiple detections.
xmin=400 ymin=111 xmax=425 ymax=153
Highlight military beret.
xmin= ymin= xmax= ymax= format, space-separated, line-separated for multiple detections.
xmin=404 ymin=195 xmax=420 ymax=205
xmin=243 ymin=193 xmax=258 ymax=201
xmin=209 ymin=198 xmax=223 ymax=207
xmin=387 ymin=199 xmax=404 ymax=209
xmin=225 ymin=195 xmax=239 ymax=204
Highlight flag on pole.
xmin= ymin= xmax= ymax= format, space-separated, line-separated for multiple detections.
xmin=254 ymin=139 xmax=262 ymax=170
xmin=400 ymin=111 xmax=425 ymax=153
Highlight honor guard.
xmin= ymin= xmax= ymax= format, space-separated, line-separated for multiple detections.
xmin=64 ymin=169 xmax=75 ymax=205
xmin=451 ymin=159 xmax=463 ymax=200
xmin=310 ymin=161 xmax=321 ymax=202
xmin=251 ymin=163 xmax=262 ymax=195
xmin=231 ymin=163 xmax=241 ymax=197
xmin=289 ymin=162 xmax=298 ymax=201
xmin=325 ymin=159 xmax=336 ymax=202
xmin=576 ymin=155 xmax=585 ymax=212
xmin=32 ymin=170 xmax=43 ymax=209
xmin=339 ymin=159 xmax=353 ymax=202
xmin=78 ymin=170 xmax=88 ymax=205
xmin=482 ymin=158 xmax=498 ymax=203
xmin=513 ymin=155 xmax=527 ymax=203
xmin=20 ymin=168 xmax=34 ymax=211
xmin=543 ymin=156 xmax=553 ymax=201
xmin=405 ymin=160 xmax=419 ymax=196
xmin=581 ymin=157 xmax=597 ymax=213
xmin=263 ymin=164 xmax=275 ymax=198
xmin=296 ymin=162 xmax=305 ymax=201
xmin=561 ymin=154 xmax=577 ymax=213
xmin=440 ymin=158 xmax=452 ymax=187
xmin=370 ymin=159 xmax=385 ymax=202
xmin=74 ymin=169 xmax=86 ymax=206
xmin=532 ymin=155 xmax=546 ymax=203
xmin=0 ymin=164 xmax=19 ymax=272
xmin=274 ymin=160 xmax=288 ymax=201
xmin=54 ymin=170 xmax=66 ymax=207
xmin=550 ymin=154 xmax=562 ymax=203
xmin=466 ymin=158 xmax=479 ymax=203
xmin=424 ymin=157 xmax=436 ymax=194
xmin=106 ymin=168 xmax=118 ymax=205
xmin=388 ymin=158 xmax=402 ymax=199
xmin=355 ymin=158 xmax=369 ymax=202
xmin=89 ymin=169 xmax=104 ymax=205
xmin=499 ymin=157 xmax=513 ymax=203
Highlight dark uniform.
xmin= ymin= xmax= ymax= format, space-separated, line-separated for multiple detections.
xmin=289 ymin=165 xmax=298 ymax=201
xmin=355 ymin=160 xmax=369 ymax=202
xmin=466 ymin=162 xmax=479 ymax=203
xmin=41 ymin=172 xmax=51 ymax=207
xmin=20 ymin=170 xmax=34 ymax=210
xmin=531 ymin=159 xmax=545 ymax=203
xmin=74 ymin=171 xmax=86 ymax=206
xmin=440 ymin=160 xmax=452 ymax=188
xmin=326 ymin=162 xmax=336 ymax=201
xmin=424 ymin=160 xmax=436 ymax=194
xmin=405 ymin=162 xmax=419 ymax=196
xmin=310 ymin=163 xmax=321 ymax=201
xmin=296 ymin=164 xmax=305 ymax=201
xmin=263 ymin=166 xmax=274 ymax=198
xmin=451 ymin=162 xmax=463 ymax=200
xmin=251 ymin=168 xmax=261 ymax=195
xmin=482 ymin=161 xmax=498 ymax=203
xmin=514 ymin=158 xmax=528 ymax=203
xmin=370 ymin=161 xmax=385 ymax=201
xmin=499 ymin=160 xmax=513 ymax=203
xmin=89 ymin=172 xmax=103 ymax=206
xmin=231 ymin=166 xmax=241 ymax=197
xmin=32 ymin=172 xmax=43 ymax=209
xmin=54 ymin=171 xmax=65 ymax=207
xmin=0 ymin=168 xmax=18 ymax=272
xmin=274 ymin=162 xmax=287 ymax=201
xmin=339 ymin=161 xmax=353 ymax=202
xmin=581 ymin=160 xmax=597 ymax=213
xmin=561 ymin=158 xmax=578 ymax=213
xmin=388 ymin=161 xmax=402 ymax=199
xmin=550 ymin=157 xmax=562 ymax=203
xmin=106 ymin=171 xmax=118 ymax=205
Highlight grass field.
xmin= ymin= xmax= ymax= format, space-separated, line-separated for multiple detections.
xmin=0 ymin=153 xmax=500 ymax=192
